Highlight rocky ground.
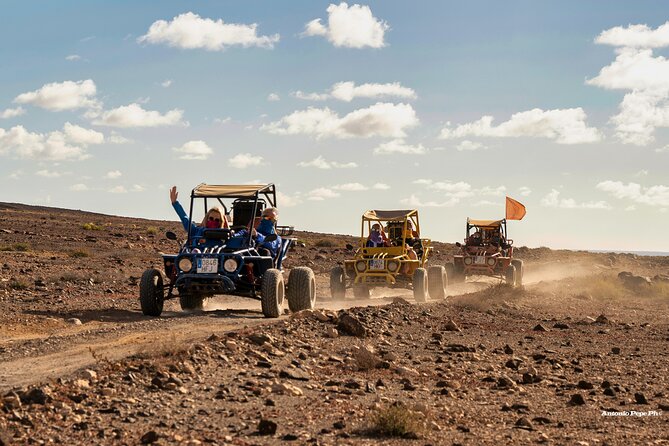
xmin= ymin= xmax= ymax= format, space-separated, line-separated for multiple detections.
xmin=1 ymin=202 xmax=668 ymax=445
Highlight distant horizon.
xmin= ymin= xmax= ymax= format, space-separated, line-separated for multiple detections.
xmin=3 ymin=199 xmax=668 ymax=256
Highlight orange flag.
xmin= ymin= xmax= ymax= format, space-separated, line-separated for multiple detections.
xmin=506 ymin=196 xmax=526 ymax=220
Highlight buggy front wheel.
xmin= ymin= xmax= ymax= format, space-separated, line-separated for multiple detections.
xmin=413 ymin=267 xmax=428 ymax=303
xmin=505 ymin=264 xmax=517 ymax=287
xmin=330 ymin=266 xmax=346 ymax=300
xmin=140 ymin=269 xmax=164 ymax=317
xmin=428 ymin=265 xmax=447 ymax=300
xmin=261 ymin=269 xmax=285 ymax=318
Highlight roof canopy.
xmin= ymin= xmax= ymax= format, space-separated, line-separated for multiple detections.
xmin=363 ymin=209 xmax=417 ymax=221
xmin=192 ymin=184 xmax=274 ymax=198
xmin=468 ymin=219 xmax=504 ymax=228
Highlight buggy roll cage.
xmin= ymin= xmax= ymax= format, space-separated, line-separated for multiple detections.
xmin=186 ymin=184 xmax=277 ymax=248
xmin=360 ymin=210 xmax=421 ymax=247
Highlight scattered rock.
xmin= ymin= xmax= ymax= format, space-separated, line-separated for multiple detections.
xmin=279 ymin=368 xmax=310 ymax=381
xmin=553 ymin=323 xmax=570 ymax=330
xmin=611 ymin=347 xmax=621 ymax=355
xmin=533 ymin=324 xmax=549 ymax=332
xmin=325 ymin=327 xmax=339 ymax=338
xmin=515 ymin=417 xmax=533 ymax=431
xmin=258 ymin=419 xmax=277 ymax=436
xmin=444 ymin=319 xmax=461 ymax=332
xmin=337 ymin=313 xmax=366 ymax=337
xmin=595 ymin=314 xmax=609 ymax=324
xmin=66 ymin=318 xmax=83 ymax=325
xmin=634 ymin=393 xmax=648 ymax=405
xmin=140 ymin=431 xmax=159 ymax=444
xmin=568 ymin=394 xmax=586 ymax=406
xmin=577 ymin=380 xmax=594 ymax=390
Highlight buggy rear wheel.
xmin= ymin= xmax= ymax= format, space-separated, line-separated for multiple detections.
xmin=352 ymin=283 xmax=370 ymax=299
xmin=413 ymin=267 xmax=428 ymax=303
xmin=287 ymin=267 xmax=316 ymax=312
xmin=505 ymin=264 xmax=517 ymax=287
xmin=428 ymin=265 xmax=447 ymax=300
xmin=330 ymin=266 xmax=346 ymax=299
xmin=449 ymin=263 xmax=465 ymax=283
xmin=261 ymin=269 xmax=285 ymax=318
xmin=511 ymin=259 xmax=524 ymax=286
xmin=140 ymin=269 xmax=164 ymax=316
xmin=179 ymin=294 xmax=205 ymax=311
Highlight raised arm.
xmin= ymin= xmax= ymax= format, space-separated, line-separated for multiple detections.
xmin=170 ymin=186 xmax=191 ymax=233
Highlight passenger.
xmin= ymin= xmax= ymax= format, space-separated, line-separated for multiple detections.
xmin=466 ymin=231 xmax=482 ymax=246
xmin=256 ymin=207 xmax=281 ymax=257
xmin=402 ymin=243 xmax=419 ymax=275
xmin=366 ymin=223 xmax=389 ymax=247
xmin=170 ymin=186 xmax=227 ymax=247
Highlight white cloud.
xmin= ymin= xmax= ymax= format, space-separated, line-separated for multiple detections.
xmin=277 ymin=191 xmax=301 ymax=208
xmin=14 ymin=79 xmax=99 ymax=111
xmin=333 ymin=182 xmax=367 ymax=191
xmin=105 ymin=170 xmax=122 ymax=179
xmin=307 ymin=187 xmax=340 ymax=201
xmin=267 ymin=93 xmax=280 ymax=102
xmin=0 ymin=123 xmax=103 ymax=161
xmin=303 ymin=2 xmax=388 ymax=49
xmin=0 ymin=107 xmax=26 ymax=119
xmin=297 ymin=155 xmax=357 ymax=169
xmin=161 ymin=79 xmax=173 ymax=88
xmin=440 ymin=108 xmax=601 ymax=144
xmin=595 ymin=22 xmax=669 ymax=49
xmin=596 ymin=180 xmax=669 ymax=207
xmin=587 ymin=22 xmax=669 ymax=145
xmin=540 ymin=189 xmax=611 ymax=209
xmin=173 ymin=140 xmax=214 ymax=160
xmin=294 ymin=81 xmax=416 ymax=102
xmin=229 ymin=153 xmax=263 ymax=168
xmin=138 ymin=12 xmax=279 ymax=51
xmin=36 ymin=170 xmax=63 ymax=178
xmin=414 ymin=179 xmax=473 ymax=198
xmin=656 ymin=144 xmax=669 ymax=153
xmin=400 ymin=194 xmax=459 ymax=208
xmin=214 ymin=117 xmax=232 ymax=124
xmin=479 ymin=185 xmax=507 ymax=196
xmin=9 ymin=169 xmax=23 ymax=180
xmin=109 ymin=132 xmax=132 ymax=144
xmin=132 ymin=184 xmax=145 ymax=192
xmin=65 ymin=54 xmax=81 ymax=61
xmin=518 ymin=186 xmax=532 ymax=196
xmin=70 ymin=183 xmax=88 ymax=191
xmin=263 ymin=102 xmax=418 ymax=139
xmin=373 ymin=139 xmax=426 ymax=155
xmin=94 ymin=103 xmax=186 ymax=128
xmin=456 ymin=140 xmax=485 ymax=151
xmin=372 ymin=183 xmax=390 ymax=190
xmin=109 ymin=186 xmax=127 ymax=193
xmin=63 ymin=122 xmax=104 ymax=145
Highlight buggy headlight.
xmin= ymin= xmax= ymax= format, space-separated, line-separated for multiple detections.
xmin=464 ymin=257 xmax=473 ymax=265
xmin=487 ymin=258 xmax=496 ymax=266
xmin=387 ymin=261 xmax=399 ymax=272
xmin=223 ymin=258 xmax=238 ymax=273
xmin=178 ymin=258 xmax=193 ymax=272
xmin=355 ymin=260 xmax=367 ymax=272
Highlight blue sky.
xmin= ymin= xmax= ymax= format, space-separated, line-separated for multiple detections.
xmin=1 ymin=1 xmax=668 ymax=251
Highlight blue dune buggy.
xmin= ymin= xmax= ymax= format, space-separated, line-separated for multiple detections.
xmin=140 ymin=184 xmax=316 ymax=318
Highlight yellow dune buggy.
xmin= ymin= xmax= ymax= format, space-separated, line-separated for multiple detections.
xmin=329 ymin=210 xmax=447 ymax=302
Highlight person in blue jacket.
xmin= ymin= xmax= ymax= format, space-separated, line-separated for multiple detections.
xmin=256 ymin=207 xmax=281 ymax=256
xmin=170 ymin=186 xmax=228 ymax=247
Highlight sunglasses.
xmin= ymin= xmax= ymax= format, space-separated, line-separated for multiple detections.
xmin=208 ymin=216 xmax=221 ymax=223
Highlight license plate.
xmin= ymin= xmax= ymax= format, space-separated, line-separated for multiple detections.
xmin=474 ymin=256 xmax=486 ymax=265
xmin=369 ymin=259 xmax=384 ymax=270
xmin=197 ymin=258 xmax=218 ymax=273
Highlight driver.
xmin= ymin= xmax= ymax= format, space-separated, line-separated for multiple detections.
xmin=170 ymin=186 xmax=228 ymax=247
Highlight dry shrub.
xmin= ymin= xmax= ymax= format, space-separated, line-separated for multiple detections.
xmin=9 ymin=279 xmax=30 ymax=290
xmin=451 ymin=283 xmax=524 ymax=311
xmin=0 ymin=243 xmax=30 ymax=252
xmin=136 ymin=333 xmax=188 ymax=359
xmin=82 ymin=222 xmax=103 ymax=231
xmin=146 ymin=226 xmax=158 ymax=235
xmin=69 ymin=249 xmax=90 ymax=258
xmin=368 ymin=401 xmax=424 ymax=438
xmin=315 ymin=239 xmax=335 ymax=248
